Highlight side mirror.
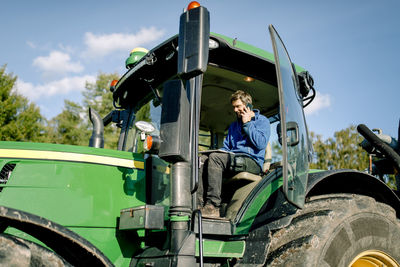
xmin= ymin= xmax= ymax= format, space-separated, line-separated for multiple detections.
xmin=135 ymin=121 xmax=155 ymax=141
xmin=177 ymin=6 xmax=210 ymax=80
xmin=158 ymin=80 xmax=190 ymax=162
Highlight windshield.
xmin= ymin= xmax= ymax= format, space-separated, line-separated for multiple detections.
xmin=124 ymin=99 xmax=161 ymax=152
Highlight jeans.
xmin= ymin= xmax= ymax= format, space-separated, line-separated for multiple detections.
xmin=197 ymin=152 xmax=261 ymax=207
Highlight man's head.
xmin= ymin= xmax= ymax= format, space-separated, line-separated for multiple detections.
xmin=230 ymin=90 xmax=252 ymax=118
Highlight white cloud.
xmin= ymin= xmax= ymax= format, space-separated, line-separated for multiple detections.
xmin=16 ymin=75 xmax=96 ymax=101
xmin=58 ymin=44 xmax=75 ymax=54
xmin=26 ymin=41 xmax=36 ymax=49
xmin=304 ymin=92 xmax=331 ymax=115
xmin=33 ymin=51 xmax=84 ymax=77
xmin=82 ymin=27 xmax=165 ymax=58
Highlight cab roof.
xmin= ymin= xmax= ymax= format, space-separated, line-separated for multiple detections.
xmin=113 ymin=33 xmax=306 ymax=132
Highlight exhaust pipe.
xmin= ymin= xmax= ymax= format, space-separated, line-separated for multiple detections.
xmin=89 ymin=107 xmax=104 ymax=148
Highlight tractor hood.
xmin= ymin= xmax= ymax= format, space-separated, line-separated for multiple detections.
xmin=0 ymin=141 xmax=146 ymax=228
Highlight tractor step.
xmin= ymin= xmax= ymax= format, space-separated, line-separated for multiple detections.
xmin=193 ymin=216 xmax=233 ymax=235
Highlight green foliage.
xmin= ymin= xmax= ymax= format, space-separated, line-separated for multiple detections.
xmin=82 ymin=72 xmax=120 ymax=149
xmin=135 ymin=103 xmax=151 ymax=122
xmin=47 ymin=100 xmax=89 ymax=145
xmin=0 ymin=65 xmax=121 ymax=148
xmin=83 ymin=72 xmax=116 ymax=117
xmin=310 ymin=125 xmax=369 ymax=171
xmin=382 ymin=174 xmax=399 ymax=191
xmin=271 ymin=140 xmax=282 ymax=163
xmin=49 ymin=72 xmax=120 ymax=148
xmin=0 ymin=65 xmax=46 ymax=142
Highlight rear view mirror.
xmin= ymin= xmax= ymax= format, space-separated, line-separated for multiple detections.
xmin=135 ymin=121 xmax=155 ymax=134
xmin=177 ymin=6 xmax=210 ymax=79
xmin=135 ymin=121 xmax=156 ymax=141
xmin=158 ymin=80 xmax=190 ymax=162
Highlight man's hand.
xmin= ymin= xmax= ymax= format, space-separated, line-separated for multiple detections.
xmin=241 ymin=106 xmax=255 ymax=124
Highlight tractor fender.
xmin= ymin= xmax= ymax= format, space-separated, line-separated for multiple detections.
xmin=306 ymin=169 xmax=400 ymax=217
xmin=0 ymin=206 xmax=113 ymax=267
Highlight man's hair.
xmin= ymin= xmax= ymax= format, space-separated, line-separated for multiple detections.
xmin=230 ymin=90 xmax=252 ymax=105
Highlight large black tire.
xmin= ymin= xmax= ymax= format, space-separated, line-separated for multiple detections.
xmin=266 ymin=194 xmax=400 ymax=267
xmin=0 ymin=233 xmax=71 ymax=266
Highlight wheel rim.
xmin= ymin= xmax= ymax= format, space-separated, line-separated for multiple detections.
xmin=350 ymin=250 xmax=400 ymax=267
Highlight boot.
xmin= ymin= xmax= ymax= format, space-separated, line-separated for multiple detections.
xmin=200 ymin=203 xmax=220 ymax=218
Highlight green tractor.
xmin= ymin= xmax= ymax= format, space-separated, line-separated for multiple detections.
xmin=1 ymin=2 xmax=399 ymax=266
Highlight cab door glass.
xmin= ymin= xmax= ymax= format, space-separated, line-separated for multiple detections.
xmin=269 ymin=25 xmax=309 ymax=208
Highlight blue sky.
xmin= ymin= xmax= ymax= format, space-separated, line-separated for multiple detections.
xmin=1 ymin=0 xmax=399 ymax=140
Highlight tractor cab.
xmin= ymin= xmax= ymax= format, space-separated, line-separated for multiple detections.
xmin=111 ymin=21 xmax=315 ymax=221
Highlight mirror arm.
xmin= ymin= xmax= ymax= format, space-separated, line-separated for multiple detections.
xmin=103 ymin=111 xmax=113 ymax=126
xmin=145 ymin=81 xmax=162 ymax=107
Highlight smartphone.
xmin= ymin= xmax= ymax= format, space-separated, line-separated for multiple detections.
xmin=246 ymin=103 xmax=253 ymax=110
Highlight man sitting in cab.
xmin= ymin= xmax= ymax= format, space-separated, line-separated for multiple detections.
xmin=198 ymin=90 xmax=270 ymax=218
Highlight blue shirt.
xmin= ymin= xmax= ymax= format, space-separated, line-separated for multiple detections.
xmin=221 ymin=109 xmax=270 ymax=168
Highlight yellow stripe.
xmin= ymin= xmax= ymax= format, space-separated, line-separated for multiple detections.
xmin=0 ymin=149 xmax=144 ymax=169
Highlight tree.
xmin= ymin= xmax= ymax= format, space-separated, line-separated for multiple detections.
xmin=49 ymin=72 xmax=120 ymax=149
xmin=83 ymin=72 xmax=120 ymax=149
xmin=0 ymin=65 xmax=46 ymax=142
xmin=47 ymin=100 xmax=89 ymax=146
xmin=135 ymin=102 xmax=151 ymax=123
xmin=310 ymin=125 xmax=369 ymax=171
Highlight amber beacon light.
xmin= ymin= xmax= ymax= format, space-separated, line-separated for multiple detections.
xmin=187 ymin=1 xmax=201 ymax=10
xmin=109 ymin=79 xmax=118 ymax=92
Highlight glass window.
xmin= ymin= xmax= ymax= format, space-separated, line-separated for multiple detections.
xmin=199 ymin=130 xmax=211 ymax=151
xmin=125 ymin=99 xmax=161 ymax=153
xmin=269 ymin=120 xmax=283 ymax=164
xmin=270 ymin=25 xmax=309 ymax=207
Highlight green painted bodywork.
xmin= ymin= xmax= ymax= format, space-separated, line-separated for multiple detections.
xmin=0 ymin=141 xmax=147 ymax=266
xmin=234 ymin=175 xmax=283 ymax=235
xmin=0 ymin=141 xmax=137 ymax=159
xmin=196 ymin=239 xmax=245 ymax=258
xmin=170 ymin=215 xmax=190 ymax=222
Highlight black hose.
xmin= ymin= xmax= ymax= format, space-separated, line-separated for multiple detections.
xmin=102 ymin=111 xmax=113 ymax=126
xmin=357 ymin=124 xmax=400 ymax=173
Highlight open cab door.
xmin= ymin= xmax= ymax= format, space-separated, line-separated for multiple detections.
xmin=269 ymin=25 xmax=309 ymax=208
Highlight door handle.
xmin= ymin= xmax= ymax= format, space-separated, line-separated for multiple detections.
xmin=286 ymin=121 xmax=299 ymax=146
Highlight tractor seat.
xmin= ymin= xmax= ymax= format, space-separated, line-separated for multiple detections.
xmin=223 ymin=143 xmax=272 ymax=219
xmin=230 ymin=142 xmax=272 ymax=182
